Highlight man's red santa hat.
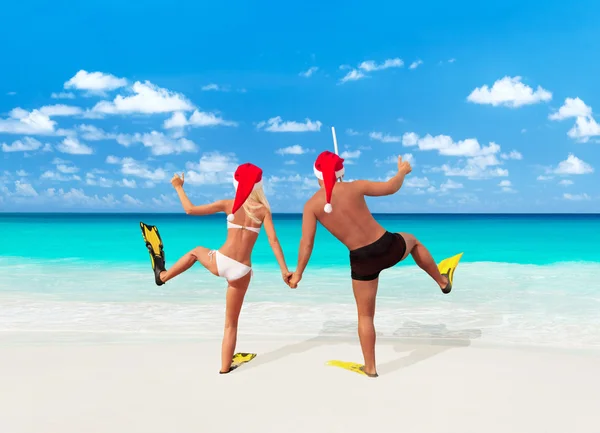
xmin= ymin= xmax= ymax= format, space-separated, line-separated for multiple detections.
xmin=228 ymin=162 xmax=263 ymax=222
xmin=313 ymin=150 xmax=345 ymax=213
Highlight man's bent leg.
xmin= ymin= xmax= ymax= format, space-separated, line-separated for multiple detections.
xmin=352 ymin=277 xmax=379 ymax=377
xmin=398 ymin=232 xmax=448 ymax=290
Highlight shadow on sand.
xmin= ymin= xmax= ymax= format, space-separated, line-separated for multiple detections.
xmin=235 ymin=320 xmax=482 ymax=376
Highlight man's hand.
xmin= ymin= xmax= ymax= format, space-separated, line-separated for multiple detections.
xmin=397 ymin=156 xmax=412 ymax=176
xmin=171 ymin=172 xmax=185 ymax=189
xmin=288 ymin=272 xmax=302 ymax=289
xmin=282 ymin=270 xmax=293 ymax=286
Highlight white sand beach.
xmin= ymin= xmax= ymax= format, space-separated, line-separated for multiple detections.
xmin=1 ymin=334 xmax=599 ymax=433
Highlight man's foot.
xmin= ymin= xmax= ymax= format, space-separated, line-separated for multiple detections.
xmin=440 ymin=274 xmax=452 ymax=294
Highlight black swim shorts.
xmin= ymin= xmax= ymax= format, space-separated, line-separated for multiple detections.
xmin=349 ymin=231 xmax=407 ymax=281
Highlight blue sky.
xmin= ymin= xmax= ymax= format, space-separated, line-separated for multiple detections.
xmin=1 ymin=0 xmax=599 ymax=213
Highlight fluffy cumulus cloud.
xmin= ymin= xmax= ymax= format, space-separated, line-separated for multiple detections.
xmin=257 ymin=116 xmax=322 ymax=132
xmin=56 ymin=137 xmax=94 ymax=155
xmin=185 ymin=152 xmax=238 ymax=185
xmin=64 ymin=70 xmax=128 ymax=94
xmin=551 ymin=154 xmax=594 ymax=175
xmin=91 ymin=81 xmax=194 ymax=115
xmin=548 ymin=98 xmax=600 ymax=142
xmin=340 ymin=149 xmax=361 ymax=164
xmin=409 ymin=60 xmax=423 ymax=69
xmin=340 ymin=58 xmax=403 ymax=83
xmin=106 ymin=156 xmax=167 ymax=182
xmin=0 ymin=108 xmax=62 ymax=136
xmin=467 ymin=76 xmax=552 ymax=108
xmin=402 ymin=132 xmax=515 ymax=179
xmin=163 ymin=110 xmax=237 ymax=129
xmin=2 ymin=137 xmax=45 ymax=153
xmin=369 ymin=132 xmax=402 ymax=143
xmin=275 ymin=145 xmax=312 ymax=155
xmin=117 ymin=131 xmax=197 ymax=156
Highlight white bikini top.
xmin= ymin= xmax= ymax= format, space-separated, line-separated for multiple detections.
xmin=227 ymin=221 xmax=261 ymax=234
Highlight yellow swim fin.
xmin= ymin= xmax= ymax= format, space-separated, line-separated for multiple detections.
xmin=326 ymin=360 xmax=378 ymax=378
xmin=220 ymin=353 xmax=257 ymax=374
xmin=437 ymin=252 xmax=463 ymax=294
xmin=139 ymin=222 xmax=166 ymax=286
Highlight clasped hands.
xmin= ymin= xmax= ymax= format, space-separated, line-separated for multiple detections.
xmin=282 ymin=270 xmax=301 ymax=289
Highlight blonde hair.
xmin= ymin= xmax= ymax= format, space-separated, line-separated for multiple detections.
xmin=242 ymin=186 xmax=271 ymax=224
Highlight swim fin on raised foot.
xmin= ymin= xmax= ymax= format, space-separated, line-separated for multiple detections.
xmin=139 ymin=222 xmax=166 ymax=286
xmin=437 ymin=252 xmax=463 ymax=294
xmin=220 ymin=352 xmax=257 ymax=374
xmin=326 ymin=360 xmax=378 ymax=378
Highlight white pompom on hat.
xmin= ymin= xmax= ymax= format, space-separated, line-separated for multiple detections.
xmin=313 ymin=151 xmax=345 ymax=213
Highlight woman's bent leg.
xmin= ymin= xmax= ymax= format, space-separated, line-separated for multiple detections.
xmin=160 ymin=246 xmax=218 ymax=283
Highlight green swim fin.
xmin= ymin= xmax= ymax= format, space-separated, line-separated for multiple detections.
xmin=326 ymin=360 xmax=378 ymax=378
xmin=437 ymin=252 xmax=463 ymax=294
xmin=140 ymin=222 xmax=166 ymax=286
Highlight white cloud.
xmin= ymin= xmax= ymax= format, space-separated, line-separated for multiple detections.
xmin=300 ymin=67 xmax=318 ymax=78
xmin=340 ymin=150 xmax=360 ymax=159
xmin=123 ymin=194 xmax=142 ymax=206
xmin=163 ymin=110 xmax=237 ymax=129
xmin=276 ymin=145 xmax=311 ymax=155
xmin=51 ymin=188 xmax=119 ymax=207
xmin=433 ymin=163 xmax=508 ymax=180
xmin=404 ymin=176 xmax=430 ymax=188
xmin=563 ymin=193 xmax=590 ymax=201
xmin=339 ymin=58 xmax=403 ymax=84
xmin=56 ymin=137 xmax=93 ymax=155
xmin=402 ymin=132 xmax=501 ymax=158
xmin=16 ymin=170 xmax=28 ymax=177
xmin=552 ymin=154 xmax=593 ymax=175
xmin=501 ymin=150 xmax=523 ymax=160
xmin=64 ymin=70 xmax=127 ymax=94
xmin=201 ymin=83 xmax=230 ymax=91
xmin=547 ymin=97 xmax=600 ymax=142
xmin=92 ymin=81 xmax=194 ymax=115
xmin=2 ymin=137 xmax=43 ymax=152
xmin=467 ymin=76 xmax=552 ymax=108
xmin=107 ymin=156 xmax=167 ymax=181
xmin=537 ymin=175 xmax=553 ymax=181
xmin=257 ymin=116 xmax=322 ymax=132
xmin=85 ymin=173 xmax=114 ymax=187
xmin=409 ymin=60 xmax=423 ymax=69
xmin=440 ymin=179 xmax=463 ymax=191
xmin=152 ymin=194 xmax=176 ymax=206
xmin=559 ymin=179 xmax=574 ymax=186
xmin=51 ymin=92 xmax=76 ymax=100
xmin=0 ymin=108 xmax=58 ymax=136
xmin=499 ymin=180 xmax=512 ymax=187
xmin=39 ymin=104 xmax=83 ymax=117
xmin=370 ymin=131 xmax=402 ymax=143
xmin=121 ymin=178 xmax=137 ymax=188
xmin=185 ymin=152 xmax=238 ymax=185
xmin=549 ymin=97 xmax=592 ymax=120
xmin=269 ymin=174 xmax=303 ymax=183
xmin=358 ymin=58 xmax=403 ymax=72
xmin=117 ymin=131 xmax=197 ymax=156
xmin=346 ymin=128 xmax=361 ymax=136
xmin=14 ymin=181 xmax=38 ymax=197
xmin=340 ymin=69 xmax=367 ymax=83
xmin=41 ymin=170 xmax=81 ymax=182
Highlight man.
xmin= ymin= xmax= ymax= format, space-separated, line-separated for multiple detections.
xmin=287 ymin=150 xmax=461 ymax=378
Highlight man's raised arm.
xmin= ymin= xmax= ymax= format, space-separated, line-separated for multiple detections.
xmin=353 ymin=155 xmax=412 ymax=197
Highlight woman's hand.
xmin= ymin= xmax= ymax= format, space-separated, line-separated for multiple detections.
xmin=282 ymin=270 xmax=292 ymax=286
xmin=171 ymin=172 xmax=185 ymax=189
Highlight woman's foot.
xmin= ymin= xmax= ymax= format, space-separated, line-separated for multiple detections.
xmin=439 ymin=274 xmax=452 ymax=294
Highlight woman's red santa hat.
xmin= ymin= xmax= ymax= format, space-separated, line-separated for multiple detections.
xmin=228 ymin=162 xmax=263 ymax=222
xmin=313 ymin=150 xmax=345 ymax=213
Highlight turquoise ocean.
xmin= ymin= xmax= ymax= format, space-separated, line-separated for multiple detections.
xmin=1 ymin=213 xmax=599 ymax=349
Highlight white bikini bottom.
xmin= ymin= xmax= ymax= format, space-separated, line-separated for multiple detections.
xmin=208 ymin=250 xmax=252 ymax=282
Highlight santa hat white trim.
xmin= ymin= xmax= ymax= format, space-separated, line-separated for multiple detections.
xmin=313 ymin=165 xmax=345 ymax=180
xmin=233 ymin=177 xmax=264 ymax=191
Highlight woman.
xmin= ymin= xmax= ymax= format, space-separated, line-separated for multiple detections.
xmin=140 ymin=162 xmax=291 ymax=374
